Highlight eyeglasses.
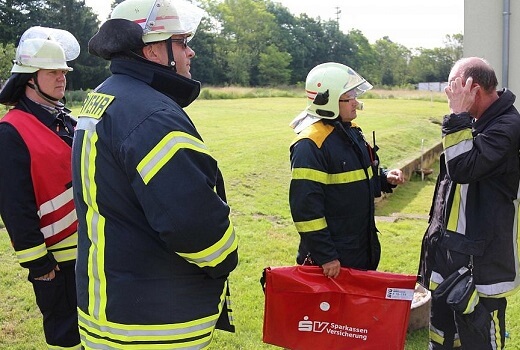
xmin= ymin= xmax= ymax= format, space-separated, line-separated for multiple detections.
xmin=170 ymin=37 xmax=188 ymax=49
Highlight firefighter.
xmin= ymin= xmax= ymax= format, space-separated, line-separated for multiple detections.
xmin=289 ymin=62 xmax=404 ymax=278
xmin=418 ymin=57 xmax=520 ymax=349
xmin=0 ymin=26 xmax=81 ymax=349
xmin=71 ymin=0 xmax=238 ymax=348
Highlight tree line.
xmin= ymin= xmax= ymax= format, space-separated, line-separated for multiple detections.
xmin=0 ymin=0 xmax=463 ymax=91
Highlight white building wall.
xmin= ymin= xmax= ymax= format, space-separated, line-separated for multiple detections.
xmin=464 ymin=0 xmax=520 ymax=96
xmin=418 ymin=82 xmax=448 ymax=92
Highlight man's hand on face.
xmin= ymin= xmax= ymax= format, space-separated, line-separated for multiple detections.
xmin=445 ymin=76 xmax=480 ymax=114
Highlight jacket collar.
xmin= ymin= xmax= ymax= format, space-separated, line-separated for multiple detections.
xmin=109 ymin=58 xmax=200 ymax=107
xmin=473 ymin=89 xmax=517 ymax=131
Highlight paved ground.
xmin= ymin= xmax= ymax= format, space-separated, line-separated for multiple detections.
xmin=375 ymin=213 xmax=429 ymax=223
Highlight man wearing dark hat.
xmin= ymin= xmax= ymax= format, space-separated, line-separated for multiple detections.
xmin=71 ymin=0 xmax=238 ymax=348
xmin=0 ymin=26 xmax=81 ymax=349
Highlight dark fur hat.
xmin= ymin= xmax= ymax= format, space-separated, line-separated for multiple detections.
xmin=0 ymin=73 xmax=32 ymax=106
xmin=88 ymin=19 xmax=146 ymax=60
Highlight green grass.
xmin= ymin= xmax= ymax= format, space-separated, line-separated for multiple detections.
xmin=1 ymin=97 xmax=518 ymax=349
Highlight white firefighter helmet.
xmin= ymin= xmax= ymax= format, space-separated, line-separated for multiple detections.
xmin=305 ymin=62 xmax=373 ymax=119
xmin=11 ymin=26 xmax=80 ymax=74
xmin=111 ymin=0 xmax=205 ymax=44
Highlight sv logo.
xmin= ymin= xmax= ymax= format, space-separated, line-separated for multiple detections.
xmin=298 ymin=317 xmax=329 ymax=333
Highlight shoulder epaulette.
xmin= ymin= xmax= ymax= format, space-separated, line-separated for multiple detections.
xmin=291 ymin=121 xmax=334 ymax=148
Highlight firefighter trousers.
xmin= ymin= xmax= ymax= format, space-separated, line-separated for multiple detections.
xmin=429 ymin=295 xmax=506 ymax=349
xmin=29 ymin=264 xmax=81 ymax=348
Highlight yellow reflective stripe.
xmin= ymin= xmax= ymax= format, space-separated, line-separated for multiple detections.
xmin=443 ymin=129 xmax=473 ymax=162
xmin=48 ymin=234 xmax=77 ymax=262
xmin=294 ymin=217 xmax=327 ymax=233
xmin=453 ymin=336 xmax=462 ymax=347
xmin=16 ymin=242 xmax=47 ymax=263
xmin=80 ymin=130 xmax=108 ymax=321
xmin=225 ymin=293 xmax=234 ymax=327
xmin=492 ymin=309 xmax=502 ymax=349
xmin=462 ymin=289 xmax=479 ymax=314
xmin=137 ymin=131 xmax=211 ymax=185
xmin=429 ymin=271 xmax=443 ymax=291
xmin=78 ymin=283 xmax=227 ymax=348
xmin=80 ymin=331 xmax=211 ymax=350
xmin=443 ymin=129 xmax=473 ymax=149
xmin=447 ymin=183 xmax=462 ymax=232
xmin=38 ymin=187 xmax=74 ymax=218
xmin=79 ymin=92 xmax=114 ymax=119
xmin=49 ymin=246 xmax=77 ymax=263
xmin=292 ymin=166 xmax=372 ymax=185
xmin=47 ymin=232 xmax=78 ymax=262
xmin=50 ymin=232 xmax=77 ymax=250
xmin=429 ymin=328 xmax=444 ymax=346
xmin=41 ymin=208 xmax=77 ymax=239
xmin=176 ymin=222 xmax=237 ymax=268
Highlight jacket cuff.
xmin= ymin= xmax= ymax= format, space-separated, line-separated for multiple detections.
xmin=27 ymin=253 xmax=58 ymax=278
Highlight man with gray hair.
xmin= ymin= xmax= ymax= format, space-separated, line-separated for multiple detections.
xmin=419 ymin=57 xmax=520 ymax=349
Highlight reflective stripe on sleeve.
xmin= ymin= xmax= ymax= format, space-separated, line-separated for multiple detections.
xmin=137 ymin=131 xmax=211 ymax=185
xmin=16 ymin=242 xmax=47 ymax=263
xmin=292 ymin=166 xmax=372 ymax=185
xmin=443 ymin=129 xmax=473 ymax=162
xmin=294 ymin=217 xmax=327 ymax=233
xmin=176 ymin=222 xmax=237 ymax=268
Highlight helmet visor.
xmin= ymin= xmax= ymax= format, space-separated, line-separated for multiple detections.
xmin=133 ymin=0 xmax=205 ymax=43
xmin=345 ymin=79 xmax=373 ymax=98
xmin=19 ymin=26 xmax=80 ymax=61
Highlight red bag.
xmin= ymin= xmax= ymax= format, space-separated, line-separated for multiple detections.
xmin=262 ymin=266 xmax=416 ymax=350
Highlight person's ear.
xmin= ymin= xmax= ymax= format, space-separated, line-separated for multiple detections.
xmin=28 ymin=72 xmax=38 ymax=85
xmin=142 ymin=42 xmax=163 ymax=64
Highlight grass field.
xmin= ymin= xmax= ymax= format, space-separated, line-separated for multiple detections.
xmin=1 ymin=96 xmax=518 ymax=349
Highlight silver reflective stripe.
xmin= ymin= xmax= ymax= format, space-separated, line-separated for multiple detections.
xmin=76 ymin=116 xmax=100 ymax=131
xmin=176 ymin=223 xmax=237 ymax=267
xmin=477 ymin=181 xmax=520 ymax=297
xmin=137 ymin=131 xmax=210 ymax=185
xmin=430 ymin=271 xmax=444 ymax=285
xmin=476 ymin=280 xmax=520 ymax=297
xmin=38 ymin=187 xmax=74 ymax=218
xmin=455 ymin=184 xmax=468 ymax=234
xmin=444 ymin=139 xmax=473 ymax=163
xmin=79 ymin=129 xmax=105 ymax=319
xmin=81 ymin=334 xmax=212 ymax=350
xmin=16 ymin=242 xmax=47 ymax=263
xmin=49 ymin=233 xmax=77 ymax=262
xmin=40 ymin=208 xmax=77 ymax=239
xmin=50 ymin=247 xmax=77 ymax=263
xmin=78 ymin=312 xmax=218 ymax=337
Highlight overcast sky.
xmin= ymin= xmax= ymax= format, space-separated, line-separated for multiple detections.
xmin=85 ymin=0 xmax=464 ymax=49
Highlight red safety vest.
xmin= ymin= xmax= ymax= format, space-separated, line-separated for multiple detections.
xmin=2 ymin=110 xmax=77 ymax=254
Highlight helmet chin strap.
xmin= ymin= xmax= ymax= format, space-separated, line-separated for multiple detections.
xmin=165 ymin=37 xmax=177 ymax=72
xmin=27 ymin=74 xmax=65 ymax=108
